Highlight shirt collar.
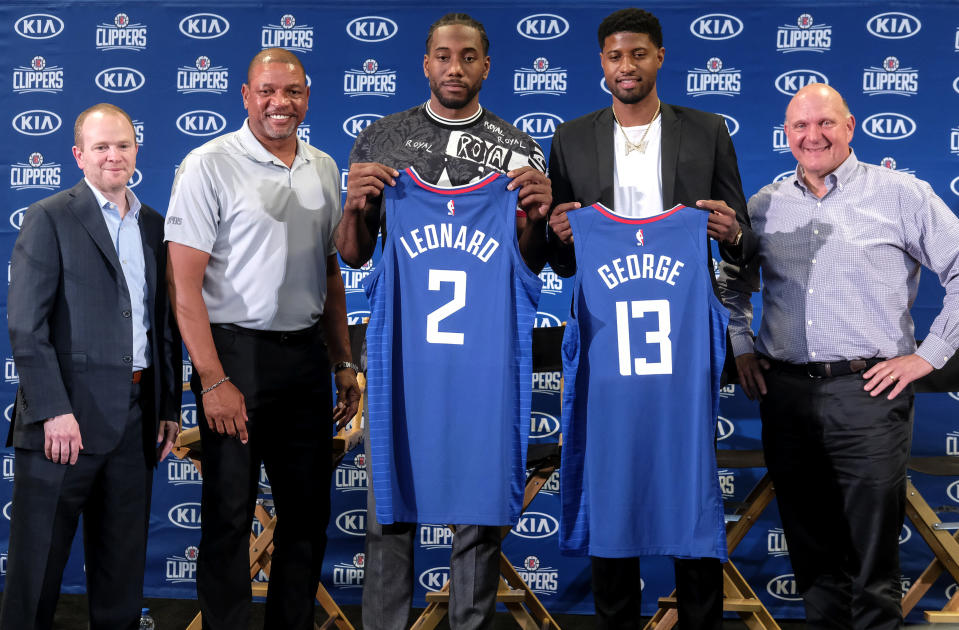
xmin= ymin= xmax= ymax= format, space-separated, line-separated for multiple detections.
xmin=84 ymin=177 xmax=141 ymax=219
xmin=423 ymin=101 xmax=484 ymax=128
xmin=236 ymin=118 xmax=311 ymax=167
xmin=793 ymin=149 xmax=858 ymax=194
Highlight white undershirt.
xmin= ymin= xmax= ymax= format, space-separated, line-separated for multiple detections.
xmin=613 ymin=116 xmax=663 ymax=218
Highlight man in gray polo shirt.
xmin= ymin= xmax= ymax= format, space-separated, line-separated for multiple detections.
xmin=165 ymin=48 xmax=360 ymax=630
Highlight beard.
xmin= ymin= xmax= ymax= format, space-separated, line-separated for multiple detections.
xmin=609 ymin=78 xmax=654 ymax=106
xmin=430 ymin=78 xmax=482 ymax=111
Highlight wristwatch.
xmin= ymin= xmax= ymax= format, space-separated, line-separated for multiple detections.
xmin=731 ymin=227 xmax=743 ymax=247
xmin=332 ymin=361 xmax=360 ymax=374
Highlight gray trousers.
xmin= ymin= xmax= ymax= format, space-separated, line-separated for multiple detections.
xmin=361 ymin=423 xmax=501 ymax=630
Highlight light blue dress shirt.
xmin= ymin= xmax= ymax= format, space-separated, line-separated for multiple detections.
xmin=85 ymin=178 xmax=151 ymax=370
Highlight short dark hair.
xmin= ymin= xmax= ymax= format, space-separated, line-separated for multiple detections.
xmin=426 ymin=13 xmax=490 ymax=56
xmin=598 ymin=8 xmax=663 ymax=50
xmin=74 ymin=103 xmax=135 ymax=148
xmin=247 ymin=47 xmax=306 ymax=84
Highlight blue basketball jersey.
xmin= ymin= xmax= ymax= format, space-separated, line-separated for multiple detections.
xmin=560 ymin=203 xmax=729 ymax=560
xmin=364 ymin=168 xmax=541 ymax=526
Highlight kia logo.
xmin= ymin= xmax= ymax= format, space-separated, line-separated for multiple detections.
xmin=511 ymin=511 xmax=559 ymax=539
xmin=599 ymin=75 xmax=611 ymax=95
xmin=774 ymin=170 xmax=794 ymax=182
xmin=418 ymin=566 xmax=450 ymax=591
xmin=95 ymin=67 xmax=146 ymax=93
xmin=128 ymin=168 xmax=143 ymax=189
xmin=2 ymin=501 xmax=11 ymax=521
xmin=15 ymin=13 xmax=64 ymax=40
xmin=342 ymin=113 xmax=382 ymax=138
xmin=774 ymin=69 xmax=829 ymax=96
xmin=716 ymin=416 xmax=734 ymax=440
xmin=168 ymin=502 xmax=202 ymax=529
xmin=9 ymin=208 xmax=27 ymax=231
xmin=534 ymin=311 xmax=561 ymax=328
xmin=12 ymin=110 xmax=62 ymax=136
xmin=512 ymin=113 xmax=563 ymax=140
xmin=720 ymin=114 xmax=739 ymax=137
xmin=346 ymin=16 xmax=398 ymax=42
xmin=766 ymin=573 xmax=801 ymax=601
xmin=947 ymin=479 xmax=959 ymax=503
xmin=861 ymin=113 xmax=916 ymax=140
xmin=3 ymin=404 xmax=13 ymax=423
xmin=866 ymin=12 xmax=921 ymax=40
xmin=335 ymin=509 xmax=367 ymax=536
xmin=516 ymin=14 xmax=569 ymax=41
xmin=179 ymin=13 xmax=230 ymax=39
xmin=690 ymin=13 xmax=744 ymax=40
xmin=176 ymin=110 xmax=227 ymax=137
xmin=530 ymin=412 xmax=560 ymax=439
xmin=180 ymin=402 xmax=197 ymax=429
xmin=950 ymin=176 xmax=959 ymax=198
xmin=899 ymin=523 xmax=911 ymax=544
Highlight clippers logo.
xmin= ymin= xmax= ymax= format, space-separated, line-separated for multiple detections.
xmin=532 ymin=371 xmax=562 ymax=395
xmin=767 ymin=573 xmax=801 ymax=601
xmin=446 ymin=199 xmax=455 ymax=216
xmin=511 ymin=512 xmax=559 ymax=539
xmin=342 ymin=258 xmax=374 ymax=295
xmin=343 ymin=113 xmax=382 ymax=138
xmin=11 ymin=153 xmax=61 ymax=191
xmin=167 ymin=458 xmax=201 ymax=484
xmin=2 ymin=454 xmax=14 ymax=482
xmin=774 ymin=69 xmax=829 ymax=96
xmin=335 ymin=509 xmax=367 ymax=536
xmin=517 ymin=14 xmax=569 ymax=41
xmin=772 ymin=124 xmax=791 ymax=153
xmin=180 ymin=402 xmax=197 ymax=429
xmin=777 ymin=14 xmax=832 ymax=53
xmin=12 ymin=110 xmax=61 ymax=136
xmin=10 ymin=207 xmax=26 ymax=231
xmin=296 ymin=124 xmax=310 ymax=145
xmin=513 ymin=113 xmax=563 ymax=140
xmin=258 ymin=464 xmax=270 ymax=492
xmin=878 ymin=157 xmax=914 ymax=175
xmin=165 ymin=545 xmax=198 ymax=583
xmin=720 ymin=114 xmax=740 ymax=137
xmin=95 ymin=67 xmax=145 ymax=93
xmin=127 ymin=168 xmax=142 ymax=189
xmin=176 ymin=110 xmax=227 ymax=137
xmin=535 ymin=312 xmax=562 ymax=328
xmin=767 ymin=528 xmax=789 ymax=557
xmin=420 ymin=524 xmax=454 ymax=549
xmin=182 ymin=358 xmax=193 ymax=384
xmin=717 ymin=469 xmax=735 ymax=499
xmin=12 ymin=56 xmax=64 ymax=94
xmin=690 ymin=13 xmax=744 ymax=40
xmin=419 ymin=566 xmax=450 ymax=591
xmin=950 ymin=432 xmax=959 ymax=456
xmin=863 ymin=57 xmax=918 ymax=96
xmin=948 ymin=479 xmax=959 ymax=503
xmin=15 ymin=14 xmax=64 ymax=40
xmin=900 ymin=523 xmax=912 ymax=544
xmin=347 ymin=16 xmax=398 ymax=42
xmin=332 ymin=553 xmax=365 ymax=588
xmin=262 ymin=14 xmax=314 ymax=52
xmin=335 ymin=452 xmax=367 ymax=492
xmin=686 ymin=58 xmax=741 ymax=97
xmin=96 ymin=13 xmax=147 ymax=51
xmin=132 ymin=119 xmax=144 ymax=145
xmin=716 ymin=416 xmax=734 ymax=441
xmin=179 ymin=13 xmax=230 ymax=40
xmin=168 ymin=502 xmax=202 ymax=529
xmin=530 ymin=412 xmax=560 ymax=439
xmin=951 ymin=127 xmax=959 ymax=157
xmin=177 ymin=56 xmax=229 ymax=94
xmin=540 ymin=269 xmax=563 ymax=295
xmin=514 ymin=556 xmax=559 ymax=595
xmin=514 ymin=57 xmax=567 ymax=96
xmin=344 ymin=59 xmax=396 ymax=97
xmin=538 ymin=469 xmax=560 ymax=495
xmin=861 ymin=113 xmax=916 ymax=140
xmin=867 ymin=12 xmax=921 ymax=40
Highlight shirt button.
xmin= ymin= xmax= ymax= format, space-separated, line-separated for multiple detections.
xmin=807 ymin=320 xmax=813 ymax=325
xmin=808 ymin=289 xmax=814 ymax=294
xmin=817 ymin=202 xmax=822 ymax=208
xmin=811 ymin=259 xmax=816 ymax=264
xmin=810 ymin=351 xmax=817 ymax=357
xmin=814 ymin=229 xmax=820 ymax=235
xmin=122 ymin=355 xmax=132 ymax=364
xmin=122 ymin=310 xmax=131 ymax=318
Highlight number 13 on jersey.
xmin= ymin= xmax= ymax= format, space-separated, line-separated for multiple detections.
xmin=616 ymin=299 xmax=672 ymax=376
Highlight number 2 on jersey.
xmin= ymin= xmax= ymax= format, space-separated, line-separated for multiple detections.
xmin=426 ymin=269 xmax=466 ymax=345
xmin=615 ymin=299 xmax=672 ymax=375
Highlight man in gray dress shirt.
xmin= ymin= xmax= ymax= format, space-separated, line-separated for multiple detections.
xmin=720 ymin=83 xmax=959 ymax=629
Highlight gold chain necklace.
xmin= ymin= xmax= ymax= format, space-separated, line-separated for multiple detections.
xmin=612 ymin=100 xmax=661 ymax=155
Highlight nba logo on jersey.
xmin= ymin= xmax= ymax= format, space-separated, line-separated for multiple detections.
xmin=447 ymin=199 xmax=455 ymax=216
xmin=635 ymin=229 xmax=645 ymax=246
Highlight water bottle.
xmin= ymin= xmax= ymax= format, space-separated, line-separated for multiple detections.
xmin=139 ymin=607 xmax=157 ymax=630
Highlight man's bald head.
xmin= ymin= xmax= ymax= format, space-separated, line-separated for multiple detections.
xmin=247 ymin=48 xmax=306 ymax=84
xmin=786 ymin=83 xmax=850 ymax=123
xmin=783 ymin=83 xmax=855 ymax=190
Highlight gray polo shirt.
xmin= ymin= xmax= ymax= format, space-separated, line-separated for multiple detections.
xmin=165 ymin=119 xmax=341 ymax=331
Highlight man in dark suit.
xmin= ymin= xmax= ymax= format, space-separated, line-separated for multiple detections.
xmin=544 ymin=9 xmax=753 ymax=630
xmin=0 ymin=103 xmax=181 ymax=630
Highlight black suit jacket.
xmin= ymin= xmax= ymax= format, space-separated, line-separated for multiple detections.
xmin=547 ymin=103 xmax=755 ymax=275
xmin=7 ymin=180 xmax=181 ymax=464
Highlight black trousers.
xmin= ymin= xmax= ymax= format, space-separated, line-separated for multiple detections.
xmin=760 ymin=365 xmax=913 ymax=630
xmin=195 ymin=325 xmax=332 ymax=630
xmin=0 ymin=383 xmax=151 ymax=630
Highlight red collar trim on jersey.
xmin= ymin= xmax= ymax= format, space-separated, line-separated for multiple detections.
xmin=590 ymin=202 xmax=686 ymax=224
xmin=405 ymin=167 xmax=501 ymax=195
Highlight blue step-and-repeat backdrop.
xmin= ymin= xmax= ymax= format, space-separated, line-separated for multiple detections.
xmin=1 ymin=0 xmax=958 ymax=621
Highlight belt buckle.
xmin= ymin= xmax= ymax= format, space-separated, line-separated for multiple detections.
xmin=805 ymin=363 xmax=826 ymax=379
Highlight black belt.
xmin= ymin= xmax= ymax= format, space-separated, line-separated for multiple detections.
xmin=764 ymin=356 xmax=886 ymax=379
xmin=213 ymin=322 xmax=320 ymax=343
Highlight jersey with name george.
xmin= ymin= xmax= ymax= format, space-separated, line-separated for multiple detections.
xmin=364 ymin=168 xmax=541 ymax=526
xmin=560 ymin=202 xmax=729 ymax=560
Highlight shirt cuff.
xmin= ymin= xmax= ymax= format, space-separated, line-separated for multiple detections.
xmin=916 ymin=334 xmax=955 ymax=371
xmin=729 ymin=331 xmax=756 ymax=357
